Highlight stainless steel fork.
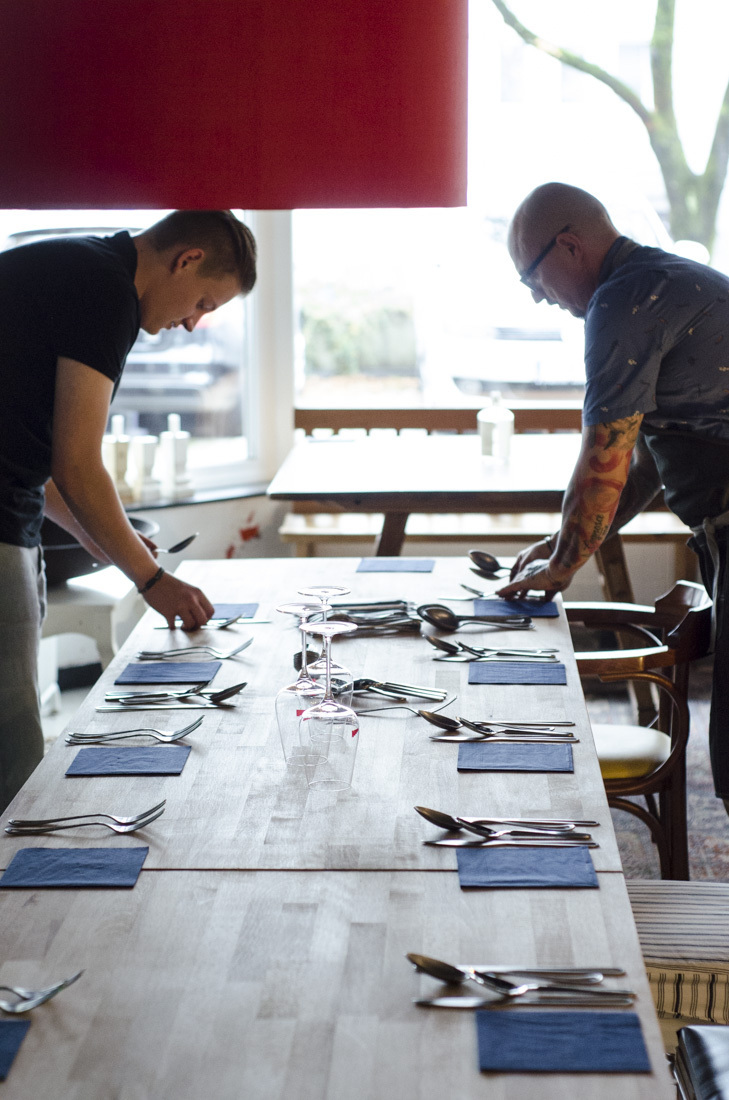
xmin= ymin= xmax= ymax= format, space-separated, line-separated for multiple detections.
xmin=8 ymin=799 xmax=167 ymax=828
xmin=5 ymin=806 xmax=165 ymax=836
xmin=136 ymin=638 xmax=253 ymax=660
xmin=66 ymin=718 xmax=202 ymax=745
xmin=0 ymin=970 xmax=84 ymax=1013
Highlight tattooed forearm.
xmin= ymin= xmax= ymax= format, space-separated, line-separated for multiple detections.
xmin=606 ymin=433 xmax=663 ymax=535
xmin=549 ymin=413 xmax=644 ymax=580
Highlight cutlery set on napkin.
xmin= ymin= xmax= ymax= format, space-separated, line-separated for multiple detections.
xmin=408 ymin=953 xmax=635 ymax=1008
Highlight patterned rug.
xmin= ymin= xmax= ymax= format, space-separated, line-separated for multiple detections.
xmin=584 ymin=656 xmax=729 ymax=881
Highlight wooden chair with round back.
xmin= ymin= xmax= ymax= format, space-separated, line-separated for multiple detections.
xmin=565 ymin=581 xmax=712 ymax=880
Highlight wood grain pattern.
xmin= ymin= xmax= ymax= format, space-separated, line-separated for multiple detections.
xmin=1 ymin=559 xmax=620 ymax=871
xmin=0 ymin=558 xmax=673 ymax=1097
xmin=0 ymin=871 xmax=671 ymax=1099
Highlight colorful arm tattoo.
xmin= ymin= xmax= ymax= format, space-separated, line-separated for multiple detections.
xmin=551 ymin=413 xmax=644 ymax=578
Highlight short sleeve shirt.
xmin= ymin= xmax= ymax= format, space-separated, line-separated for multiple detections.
xmin=0 ymin=231 xmax=140 ymax=546
xmin=582 ymin=239 xmax=729 ymax=439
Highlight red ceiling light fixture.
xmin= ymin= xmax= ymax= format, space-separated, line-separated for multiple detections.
xmin=0 ymin=0 xmax=467 ymax=209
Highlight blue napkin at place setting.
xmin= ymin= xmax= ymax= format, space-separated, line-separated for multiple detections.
xmin=457 ymin=846 xmax=597 ymax=889
xmin=114 ymin=661 xmax=221 ymax=685
xmin=210 ymin=603 xmax=258 ymax=620
xmin=457 ymin=742 xmax=573 ymax=773
xmin=66 ymin=746 xmax=191 ymax=776
xmin=468 ymin=662 xmax=567 ymax=686
xmin=476 ymin=1010 xmax=650 ymax=1073
xmin=0 ymin=847 xmax=149 ymax=889
xmin=474 ymin=598 xmax=559 ymax=618
xmin=356 ymin=558 xmax=435 ymax=573
xmin=0 ymin=1020 xmax=31 ymax=1080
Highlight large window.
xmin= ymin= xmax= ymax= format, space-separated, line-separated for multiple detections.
xmin=292 ymin=0 xmax=728 ymax=409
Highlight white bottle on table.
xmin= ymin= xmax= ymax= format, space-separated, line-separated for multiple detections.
xmin=159 ymin=413 xmax=193 ymax=500
xmin=477 ymin=391 xmax=514 ymax=463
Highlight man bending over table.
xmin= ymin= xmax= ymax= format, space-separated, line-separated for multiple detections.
xmin=495 ymin=182 xmax=729 ymax=811
xmin=0 ymin=210 xmax=257 ymax=811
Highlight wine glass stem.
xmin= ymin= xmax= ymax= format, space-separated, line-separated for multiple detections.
xmin=299 ymin=622 xmax=310 ymax=676
xmin=322 ymin=634 xmax=334 ymax=702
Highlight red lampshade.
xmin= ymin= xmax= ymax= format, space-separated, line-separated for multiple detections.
xmin=0 ymin=0 xmax=467 ymax=209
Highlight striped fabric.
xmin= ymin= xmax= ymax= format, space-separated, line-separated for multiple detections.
xmin=627 ymin=880 xmax=729 ymax=1024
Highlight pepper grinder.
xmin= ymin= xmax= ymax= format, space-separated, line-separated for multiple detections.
xmin=159 ymin=413 xmax=193 ymax=500
xmin=102 ymin=414 xmax=133 ymax=504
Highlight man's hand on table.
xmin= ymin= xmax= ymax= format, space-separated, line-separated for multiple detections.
xmin=495 ymin=555 xmax=573 ymax=602
xmin=142 ymin=572 xmax=215 ymax=630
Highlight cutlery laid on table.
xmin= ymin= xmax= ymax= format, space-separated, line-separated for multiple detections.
xmin=136 ymin=639 xmax=253 ymax=660
xmin=104 ymin=683 xmax=247 ymax=705
xmin=5 ymin=806 xmax=165 ymax=835
xmin=8 ymin=800 xmax=166 ymax=828
xmin=0 ymin=971 xmax=84 ymax=1014
xmin=413 ymin=806 xmax=600 ymax=831
xmin=406 ymin=954 xmax=627 ymax=989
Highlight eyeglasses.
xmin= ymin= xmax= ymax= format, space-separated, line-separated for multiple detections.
xmin=519 ymin=224 xmax=570 ymax=289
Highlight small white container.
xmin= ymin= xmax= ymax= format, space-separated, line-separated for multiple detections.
xmin=477 ymin=392 xmax=514 ymax=462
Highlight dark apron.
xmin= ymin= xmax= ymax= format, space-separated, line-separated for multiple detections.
xmin=642 ymin=426 xmax=729 ymax=796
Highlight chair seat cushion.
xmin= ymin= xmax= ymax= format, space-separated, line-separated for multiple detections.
xmin=592 ymin=723 xmax=671 ymax=779
xmin=628 ymin=881 xmax=729 ymax=1025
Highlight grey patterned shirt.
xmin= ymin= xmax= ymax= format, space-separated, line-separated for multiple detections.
xmin=582 ymin=237 xmax=729 ymax=439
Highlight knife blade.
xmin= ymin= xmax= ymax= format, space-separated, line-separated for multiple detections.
xmin=415 ymin=995 xmax=635 ymax=1009
xmin=96 ymin=702 xmax=233 ymax=711
xmin=425 ymin=838 xmax=599 ymax=848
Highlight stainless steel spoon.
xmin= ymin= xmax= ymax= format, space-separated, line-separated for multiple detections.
xmin=414 ymin=806 xmax=598 ymax=830
xmin=416 ymin=604 xmax=533 ymax=632
xmin=468 ymin=549 xmax=509 ymax=575
xmin=406 ymin=954 xmax=605 ymax=988
xmin=418 ymin=710 xmax=559 ymax=735
xmin=157 ymin=533 xmax=199 ymax=554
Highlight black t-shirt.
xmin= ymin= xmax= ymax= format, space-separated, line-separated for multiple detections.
xmin=0 ymin=230 xmax=140 ymax=547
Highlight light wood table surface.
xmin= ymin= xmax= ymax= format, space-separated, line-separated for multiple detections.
xmin=3 ymin=559 xmax=620 ymax=871
xmin=0 ymin=558 xmax=674 ymax=1097
xmin=0 ymin=871 xmax=670 ymax=1099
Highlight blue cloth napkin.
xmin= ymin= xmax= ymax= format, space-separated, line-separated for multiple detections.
xmin=0 ymin=1020 xmax=31 ymax=1080
xmin=114 ymin=661 xmax=221 ymax=684
xmin=457 ymin=742 xmax=573 ymax=772
xmin=356 ymin=558 xmax=435 ymax=573
xmin=457 ymin=845 xmax=598 ymax=889
xmin=476 ymin=1010 xmax=650 ymax=1072
xmin=468 ymin=662 xmax=566 ymax=685
xmin=211 ymin=603 xmax=258 ymax=619
xmin=66 ymin=746 xmax=191 ymax=776
xmin=0 ymin=847 xmax=149 ymax=889
xmin=474 ymin=598 xmax=559 ymax=618
xmin=171 ymin=602 xmax=258 ymax=626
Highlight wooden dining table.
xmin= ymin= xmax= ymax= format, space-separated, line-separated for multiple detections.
xmin=268 ymin=433 xmax=583 ymax=557
xmin=0 ymin=557 xmax=674 ymax=1098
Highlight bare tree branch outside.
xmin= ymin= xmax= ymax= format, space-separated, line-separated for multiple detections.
xmin=491 ymin=0 xmax=729 ymax=254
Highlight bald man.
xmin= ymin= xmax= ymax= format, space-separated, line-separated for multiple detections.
xmin=495 ymin=181 xmax=729 ymax=809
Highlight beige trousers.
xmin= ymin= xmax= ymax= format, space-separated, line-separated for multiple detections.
xmin=0 ymin=542 xmax=46 ymax=812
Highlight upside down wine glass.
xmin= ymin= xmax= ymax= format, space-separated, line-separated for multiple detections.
xmin=299 ymin=621 xmax=360 ymax=791
xmin=298 ymin=585 xmax=354 ymax=706
xmin=274 ymin=601 xmax=326 ymax=766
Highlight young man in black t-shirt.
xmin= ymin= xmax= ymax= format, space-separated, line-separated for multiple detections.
xmin=0 ymin=210 xmax=257 ymax=811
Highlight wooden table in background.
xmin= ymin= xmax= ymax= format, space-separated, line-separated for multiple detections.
xmin=0 ymin=558 xmax=673 ymax=1098
xmin=268 ymin=434 xmax=582 ymax=556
